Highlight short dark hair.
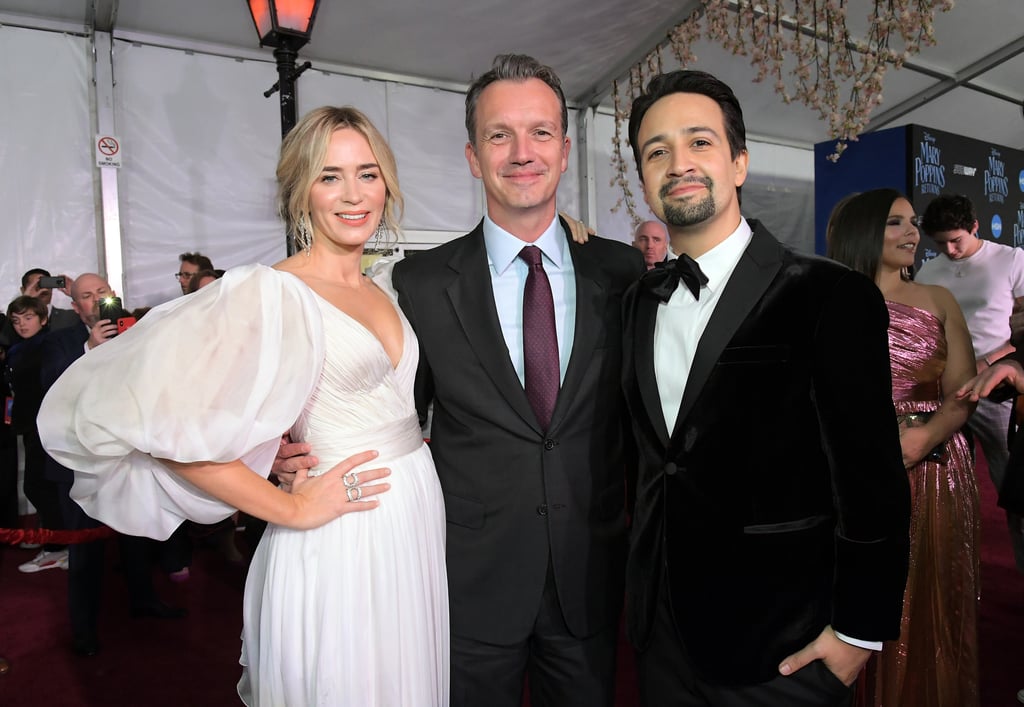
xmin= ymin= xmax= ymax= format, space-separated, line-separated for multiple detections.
xmin=21 ymin=268 xmax=50 ymax=289
xmin=186 ymin=268 xmax=222 ymax=294
xmin=179 ymin=252 xmax=214 ymax=271
xmin=920 ymin=194 xmax=976 ymax=236
xmin=465 ymin=54 xmax=567 ymax=146
xmin=6 ymin=295 xmax=48 ymax=322
xmin=628 ymin=70 xmax=747 ymax=174
xmin=826 ymin=188 xmax=906 ymax=280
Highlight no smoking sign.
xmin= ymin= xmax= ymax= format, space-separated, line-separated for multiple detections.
xmin=95 ymin=134 xmax=122 ymax=168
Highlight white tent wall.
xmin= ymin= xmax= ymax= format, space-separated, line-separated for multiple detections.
xmin=114 ymin=41 xmax=285 ymax=306
xmin=0 ymin=26 xmax=95 ymax=312
xmin=1 ymin=25 xmax=815 ymax=309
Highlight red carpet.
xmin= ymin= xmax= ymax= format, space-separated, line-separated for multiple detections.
xmin=1 ymin=455 xmax=1020 ymax=706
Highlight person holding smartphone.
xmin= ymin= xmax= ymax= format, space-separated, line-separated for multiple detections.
xmin=37 ymin=273 xmax=186 ymax=656
xmin=0 ymin=269 xmax=78 ymax=347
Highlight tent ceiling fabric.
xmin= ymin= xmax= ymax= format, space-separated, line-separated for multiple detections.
xmin=0 ymin=0 xmax=1021 ymax=149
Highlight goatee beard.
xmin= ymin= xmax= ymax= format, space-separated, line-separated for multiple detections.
xmin=659 ymin=178 xmax=715 ymax=227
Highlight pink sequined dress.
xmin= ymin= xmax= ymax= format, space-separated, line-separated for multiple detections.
xmin=856 ymin=301 xmax=980 ymax=707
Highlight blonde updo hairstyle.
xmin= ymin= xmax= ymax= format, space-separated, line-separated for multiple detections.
xmin=276 ymin=106 xmax=403 ymax=252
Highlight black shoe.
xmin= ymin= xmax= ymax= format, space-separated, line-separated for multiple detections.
xmin=130 ymin=599 xmax=187 ymax=619
xmin=72 ymin=636 xmax=100 ymax=657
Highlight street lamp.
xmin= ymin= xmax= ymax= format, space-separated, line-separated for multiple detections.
xmin=245 ymin=0 xmax=321 ymax=138
xmin=246 ymin=0 xmax=320 ymax=254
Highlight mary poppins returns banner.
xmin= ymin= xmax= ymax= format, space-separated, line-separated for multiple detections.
xmin=910 ymin=125 xmax=1024 ymax=263
xmin=814 ymin=124 xmax=1024 ymax=265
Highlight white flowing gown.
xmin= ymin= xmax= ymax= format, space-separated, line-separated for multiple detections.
xmin=38 ymin=264 xmax=449 ymax=706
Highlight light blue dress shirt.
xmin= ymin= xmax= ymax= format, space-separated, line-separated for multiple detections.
xmin=482 ymin=215 xmax=576 ymax=386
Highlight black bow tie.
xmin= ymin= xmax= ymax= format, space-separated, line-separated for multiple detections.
xmin=640 ymin=254 xmax=709 ymax=302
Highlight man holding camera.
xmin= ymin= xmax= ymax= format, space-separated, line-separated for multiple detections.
xmin=40 ymin=273 xmax=183 ymax=657
xmin=0 ymin=268 xmax=78 ymax=346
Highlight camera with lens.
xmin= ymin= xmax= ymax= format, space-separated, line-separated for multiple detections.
xmin=98 ymin=296 xmax=136 ymax=336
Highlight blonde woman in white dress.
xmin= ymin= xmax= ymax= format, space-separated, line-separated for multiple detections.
xmin=39 ymin=106 xmax=449 ymax=706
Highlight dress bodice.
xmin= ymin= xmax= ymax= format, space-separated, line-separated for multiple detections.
xmin=291 ymin=288 xmax=423 ymax=475
xmin=886 ymin=301 xmax=946 ymax=410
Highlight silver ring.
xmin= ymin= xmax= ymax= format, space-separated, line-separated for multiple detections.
xmin=343 ymin=472 xmax=359 ymax=488
xmin=346 ymin=486 xmax=363 ymax=502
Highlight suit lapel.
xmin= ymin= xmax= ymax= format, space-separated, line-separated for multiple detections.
xmin=549 ymin=228 xmax=604 ymax=432
xmin=445 ymin=223 xmax=540 ymax=432
xmin=670 ymin=222 xmax=783 ymax=442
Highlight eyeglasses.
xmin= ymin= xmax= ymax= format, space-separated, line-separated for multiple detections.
xmin=174 ymin=272 xmax=196 ymax=280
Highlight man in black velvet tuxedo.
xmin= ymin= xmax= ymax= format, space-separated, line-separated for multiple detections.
xmin=621 ymin=70 xmax=911 ymax=706
xmin=391 ymin=55 xmax=642 ymax=707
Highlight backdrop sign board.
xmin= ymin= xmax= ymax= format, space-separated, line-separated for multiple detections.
xmin=909 ymin=125 xmax=1024 ymax=263
xmin=815 ymin=124 xmax=1024 ymax=269
xmin=95 ymin=134 xmax=122 ymax=168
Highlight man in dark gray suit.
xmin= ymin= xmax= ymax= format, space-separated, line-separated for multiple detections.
xmin=392 ymin=55 xmax=641 ymax=707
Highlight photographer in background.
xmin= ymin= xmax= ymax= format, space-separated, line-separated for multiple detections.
xmin=175 ymin=252 xmax=214 ymax=296
xmin=39 ymin=273 xmax=184 ymax=657
xmin=185 ymin=268 xmax=223 ymax=294
xmin=0 ymin=269 xmax=78 ymax=346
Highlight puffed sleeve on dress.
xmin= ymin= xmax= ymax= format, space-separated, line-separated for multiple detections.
xmin=37 ymin=264 xmax=325 ymax=540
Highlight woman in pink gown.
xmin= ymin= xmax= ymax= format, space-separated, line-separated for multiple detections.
xmin=827 ymin=188 xmax=980 ymax=707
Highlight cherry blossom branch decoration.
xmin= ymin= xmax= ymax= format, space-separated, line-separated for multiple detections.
xmin=610 ymin=0 xmax=954 ymax=225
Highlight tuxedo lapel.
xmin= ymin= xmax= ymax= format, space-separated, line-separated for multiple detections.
xmin=670 ymin=223 xmax=782 ymax=442
xmin=633 ymin=293 xmax=671 ymax=447
xmin=445 ymin=225 xmax=540 ymax=432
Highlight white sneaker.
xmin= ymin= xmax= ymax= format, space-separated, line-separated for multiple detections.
xmin=18 ymin=549 xmax=69 ymax=573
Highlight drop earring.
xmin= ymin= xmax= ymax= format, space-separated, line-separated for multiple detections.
xmin=297 ymin=219 xmax=313 ymax=256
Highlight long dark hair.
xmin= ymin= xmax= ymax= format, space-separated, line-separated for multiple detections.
xmin=826 ymin=188 xmax=906 ymax=280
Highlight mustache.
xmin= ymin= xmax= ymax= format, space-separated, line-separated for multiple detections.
xmin=659 ymin=177 xmax=711 ymax=199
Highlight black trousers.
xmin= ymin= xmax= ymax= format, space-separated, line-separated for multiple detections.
xmin=22 ymin=430 xmax=65 ymax=549
xmin=58 ymin=483 xmax=158 ymax=641
xmin=450 ymin=562 xmax=618 ymax=707
xmin=0 ymin=431 xmax=18 ymax=528
xmin=637 ymin=582 xmax=853 ymax=707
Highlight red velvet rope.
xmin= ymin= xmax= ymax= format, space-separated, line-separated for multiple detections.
xmin=0 ymin=526 xmax=116 ymax=545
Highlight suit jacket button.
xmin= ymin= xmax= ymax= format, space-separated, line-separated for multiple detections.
xmin=664 ymin=462 xmax=678 ymax=476
xmin=536 ymin=504 xmax=548 ymax=516
xmin=544 ymin=439 xmax=555 ymax=451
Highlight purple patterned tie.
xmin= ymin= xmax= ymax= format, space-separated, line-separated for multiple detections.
xmin=519 ymin=245 xmax=559 ymax=431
